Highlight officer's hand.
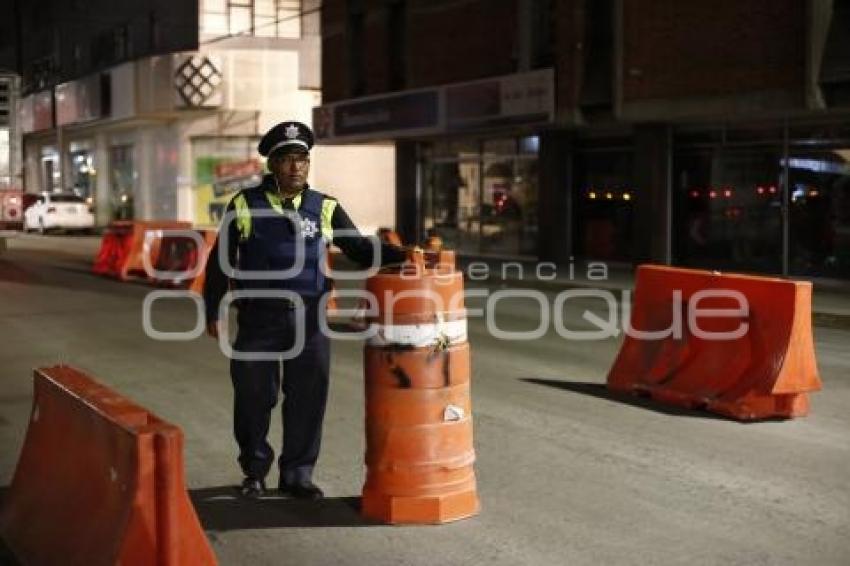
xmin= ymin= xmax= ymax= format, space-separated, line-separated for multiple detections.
xmin=206 ymin=320 xmax=220 ymax=339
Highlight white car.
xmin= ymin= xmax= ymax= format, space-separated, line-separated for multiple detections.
xmin=24 ymin=193 xmax=96 ymax=233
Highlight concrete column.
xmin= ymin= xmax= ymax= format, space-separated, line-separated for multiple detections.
xmin=537 ymin=130 xmax=573 ymax=264
xmin=23 ymin=138 xmax=41 ymax=193
xmin=175 ymin=122 xmax=194 ymax=223
xmin=633 ymin=124 xmax=672 ymax=264
xmin=806 ymin=0 xmax=832 ymax=110
xmin=94 ymin=132 xmax=110 ymax=226
xmin=56 ymin=127 xmax=67 ymax=192
xmin=137 ymin=128 xmax=152 ymax=220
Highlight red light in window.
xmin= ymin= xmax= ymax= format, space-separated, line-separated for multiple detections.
xmin=723 ymin=189 xmax=733 ymax=198
xmin=756 ymin=186 xmax=765 ymax=195
xmin=690 ymin=189 xmax=700 ymax=198
xmin=768 ymin=185 xmax=777 ymax=194
xmin=709 ymin=190 xmax=718 ymax=199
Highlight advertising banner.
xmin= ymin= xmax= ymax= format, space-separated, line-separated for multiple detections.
xmin=194 ymin=156 xmax=263 ymax=226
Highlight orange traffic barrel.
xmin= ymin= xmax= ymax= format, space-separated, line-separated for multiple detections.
xmin=361 ymin=248 xmax=479 ymax=524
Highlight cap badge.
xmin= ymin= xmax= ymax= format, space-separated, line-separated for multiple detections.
xmin=285 ymin=124 xmax=300 ymax=139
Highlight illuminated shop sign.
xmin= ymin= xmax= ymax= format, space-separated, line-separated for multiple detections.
xmin=332 ymin=90 xmax=439 ymax=137
xmin=313 ymin=69 xmax=554 ymax=142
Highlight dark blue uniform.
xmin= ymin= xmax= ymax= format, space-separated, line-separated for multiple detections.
xmin=203 ymin=174 xmax=404 ymax=488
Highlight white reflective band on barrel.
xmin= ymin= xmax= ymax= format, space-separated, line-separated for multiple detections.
xmin=367 ymin=318 xmax=467 ymax=348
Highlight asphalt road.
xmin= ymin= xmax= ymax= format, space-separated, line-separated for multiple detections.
xmin=0 ymin=234 xmax=848 ymax=565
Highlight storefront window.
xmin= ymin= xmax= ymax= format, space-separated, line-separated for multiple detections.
xmin=423 ymin=159 xmax=481 ymax=254
xmin=788 ymin=149 xmax=850 ymax=278
xmin=0 ymin=128 xmax=9 ymax=188
xmin=674 ymin=149 xmax=783 ymax=273
xmin=110 ymin=145 xmax=136 ymax=220
xmin=69 ymin=146 xmax=96 ymax=204
xmin=40 ymin=146 xmax=60 ymax=193
xmin=422 ymin=137 xmax=538 ymax=257
xmin=574 ymin=148 xmax=636 ymax=261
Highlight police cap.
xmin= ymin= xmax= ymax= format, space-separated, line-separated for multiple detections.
xmin=258 ymin=121 xmax=314 ymax=157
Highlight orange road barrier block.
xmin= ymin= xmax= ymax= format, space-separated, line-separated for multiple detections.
xmin=92 ymin=220 xmax=192 ymax=281
xmin=186 ymin=229 xmax=219 ymax=295
xmin=607 ymin=265 xmax=822 ymax=420
xmin=361 ymin=248 xmax=479 ymax=524
xmin=92 ymin=221 xmax=134 ymax=278
xmin=0 ymin=366 xmax=217 ymax=566
xmin=148 ymin=228 xmax=219 ymax=292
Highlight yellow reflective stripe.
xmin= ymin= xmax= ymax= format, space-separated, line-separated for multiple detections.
xmin=264 ymin=190 xmax=303 ymax=213
xmin=321 ymin=198 xmax=337 ymax=241
xmin=264 ymin=191 xmax=284 ymax=214
xmin=233 ymin=193 xmax=252 ymax=240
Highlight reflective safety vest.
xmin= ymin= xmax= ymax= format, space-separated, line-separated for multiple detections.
xmin=231 ymin=186 xmax=337 ymax=297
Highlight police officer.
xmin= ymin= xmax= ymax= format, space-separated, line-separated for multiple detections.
xmin=203 ymin=121 xmax=406 ymax=499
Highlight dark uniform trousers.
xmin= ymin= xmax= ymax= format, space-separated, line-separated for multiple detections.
xmin=230 ymin=298 xmax=330 ymax=485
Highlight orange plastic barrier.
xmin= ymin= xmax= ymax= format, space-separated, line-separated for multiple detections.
xmin=607 ymin=265 xmax=822 ymax=420
xmin=148 ymin=228 xmax=219 ymax=291
xmin=0 ymin=366 xmax=217 ymax=565
xmin=92 ymin=221 xmax=134 ymax=277
xmin=361 ymin=249 xmax=479 ymax=524
xmin=186 ymin=229 xmax=218 ymax=295
xmin=92 ymin=220 xmax=192 ymax=281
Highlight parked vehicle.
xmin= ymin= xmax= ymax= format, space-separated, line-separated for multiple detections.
xmin=23 ymin=192 xmax=95 ymax=234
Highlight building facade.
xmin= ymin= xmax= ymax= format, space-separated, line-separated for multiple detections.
xmin=12 ymin=0 xmax=395 ymax=233
xmin=315 ymin=0 xmax=850 ymax=280
xmin=0 ymin=74 xmax=20 ymax=191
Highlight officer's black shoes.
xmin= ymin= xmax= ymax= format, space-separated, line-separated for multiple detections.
xmin=238 ymin=477 xmax=267 ymax=499
xmin=278 ymin=480 xmax=324 ymax=500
